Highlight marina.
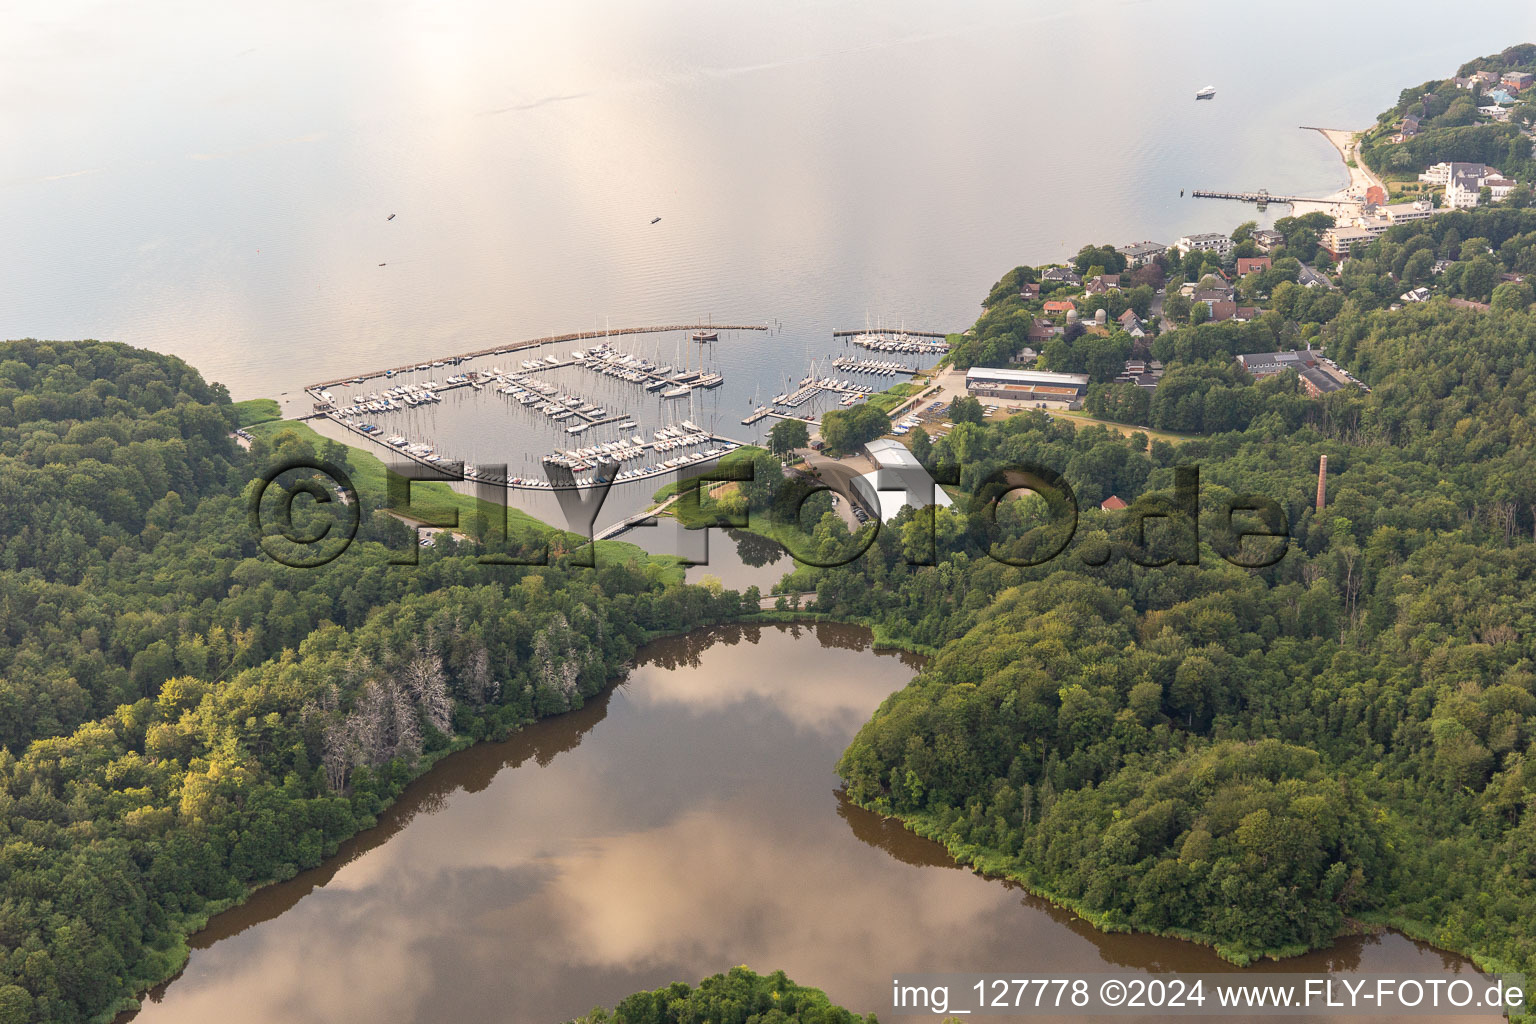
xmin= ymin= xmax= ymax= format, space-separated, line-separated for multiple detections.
xmin=831 ymin=356 xmax=918 ymax=376
xmin=306 ymin=323 xmax=765 ymax=392
xmin=308 ymin=327 xmax=753 ymax=495
xmin=302 ymin=318 xmax=948 ymax=508
xmin=844 ymin=331 xmax=951 ymax=354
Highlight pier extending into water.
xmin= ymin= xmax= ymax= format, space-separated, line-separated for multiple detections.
xmin=833 ymin=328 xmax=948 ymax=339
xmin=309 ymin=323 xmax=766 ymax=391
xmin=1191 ymin=188 xmax=1356 ymax=208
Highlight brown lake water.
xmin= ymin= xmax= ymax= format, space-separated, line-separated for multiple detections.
xmin=123 ymin=623 xmax=1489 ymax=1024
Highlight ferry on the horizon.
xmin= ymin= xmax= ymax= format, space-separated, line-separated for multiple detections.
xmin=1195 ymin=85 xmax=1216 ymax=100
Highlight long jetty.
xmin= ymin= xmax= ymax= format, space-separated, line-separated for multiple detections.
xmin=1191 ymin=188 xmax=1356 ymax=207
xmin=310 ymin=323 xmax=767 ymax=390
xmin=832 ymin=328 xmax=948 ymax=338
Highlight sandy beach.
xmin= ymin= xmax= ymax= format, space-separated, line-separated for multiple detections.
xmin=1285 ymin=127 xmax=1380 ymax=218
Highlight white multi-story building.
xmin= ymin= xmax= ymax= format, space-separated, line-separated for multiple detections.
xmin=1321 ymin=201 xmax=1442 ymax=259
xmin=1420 ymin=162 xmax=1510 ymax=209
xmin=1418 ymin=161 xmax=1498 ymax=187
xmin=1175 ymin=232 xmax=1234 ymax=257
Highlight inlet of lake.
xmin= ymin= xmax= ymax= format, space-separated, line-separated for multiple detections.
xmin=124 ymin=620 xmax=1489 ymax=1024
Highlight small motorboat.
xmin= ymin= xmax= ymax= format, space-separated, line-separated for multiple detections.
xmin=387 ymin=213 xmax=396 ymax=221
xmin=1195 ymin=85 xmax=1216 ymax=100
xmin=651 ymin=216 xmax=662 ymax=224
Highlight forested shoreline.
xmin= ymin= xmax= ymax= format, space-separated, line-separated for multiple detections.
xmin=12 ymin=55 xmax=1536 ymax=1022
xmin=798 ymin=198 xmax=1536 ymax=989
xmin=0 ymin=340 xmax=758 ymax=1024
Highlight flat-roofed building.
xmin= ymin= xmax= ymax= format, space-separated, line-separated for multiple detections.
xmin=1116 ymin=241 xmax=1167 ymax=267
xmin=965 ymin=366 xmax=1089 ymax=408
xmin=852 ymin=438 xmax=954 ymax=523
xmin=1236 ymin=350 xmax=1318 ymax=379
xmin=1252 ymin=228 xmax=1285 ymax=252
xmin=1176 ymin=232 xmax=1234 ymax=256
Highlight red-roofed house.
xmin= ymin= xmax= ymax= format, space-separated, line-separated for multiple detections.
xmin=1100 ymin=495 xmax=1127 ymax=511
xmin=1365 ymin=185 xmax=1388 ymax=206
xmin=1044 ymin=300 xmax=1075 ymax=314
xmin=1236 ymin=257 xmax=1271 ymax=276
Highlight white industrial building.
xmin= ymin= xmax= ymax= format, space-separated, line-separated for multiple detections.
xmin=851 ymin=438 xmax=954 ymax=523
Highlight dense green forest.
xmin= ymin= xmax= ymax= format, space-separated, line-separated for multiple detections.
xmin=12 ymin=52 xmax=1536 ymax=1023
xmin=0 ymin=341 xmax=754 ymax=1024
xmin=795 ymin=199 xmax=1536 ymax=983
xmin=568 ymin=968 xmax=871 ymax=1024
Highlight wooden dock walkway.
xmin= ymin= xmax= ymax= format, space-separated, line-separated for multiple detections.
xmin=832 ymin=328 xmax=948 ymax=338
xmin=309 ymin=323 xmax=767 ymax=390
xmin=593 ymin=495 xmax=680 ymax=541
xmin=1191 ymin=188 xmax=1356 ymax=207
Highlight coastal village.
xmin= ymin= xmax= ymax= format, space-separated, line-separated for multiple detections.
xmin=294 ymin=49 xmax=1536 ymax=531
xmin=938 ymin=53 xmax=1536 ymax=423
xmin=790 ymin=50 xmax=1536 ymax=524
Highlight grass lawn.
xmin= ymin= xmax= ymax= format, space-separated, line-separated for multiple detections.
xmin=231 ymin=398 xmax=282 ymax=428
xmin=650 ymin=445 xmax=769 ymax=504
xmin=246 ymin=417 xmax=680 ymax=578
xmin=866 ymin=382 xmax=920 ymax=414
xmin=1013 ymin=407 xmax=1195 ymax=445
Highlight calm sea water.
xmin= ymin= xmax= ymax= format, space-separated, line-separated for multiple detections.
xmin=6 ymin=0 xmax=1536 ymax=405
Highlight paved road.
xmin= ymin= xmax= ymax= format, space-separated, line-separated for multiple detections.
xmin=1151 ymin=288 xmax=1177 ymax=333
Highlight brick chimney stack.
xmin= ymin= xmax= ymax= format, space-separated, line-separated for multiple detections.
xmin=1316 ymin=455 xmax=1328 ymax=512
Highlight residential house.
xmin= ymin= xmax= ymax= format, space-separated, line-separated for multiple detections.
xmin=1019 ymin=281 xmax=1040 ymax=300
xmin=1236 ymin=257 xmax=1272 ymax=276
xmin=1489 ymin=88 xmax=1518 ymax=106
xmin=1100 ymin=495 xmax=1128 ymax=511
xmin=1297 ymin=264 xmax=1332 ymax=288
xmin=1113 ymin=359 xmax=1163 ymax=389
xmin=1027 ymin=318 xmax=1059 ymax=343
xmin=1401 ymin=286 xmax=1431 ymax=303
xmin=1192 ymin=287 xmax=1235 ymax=305
xmin=1206 ymin=300 xmax=1237 ymax=322
xmin=1502 ymin=71 xmax=1533 ymax=91
xmin=1365 ymin=185 xmax=1388 ymax=206
xmin=1449 ymin=297 xmax=1491 ymax=312
xmin=1480 ymin=104 xmax=1513 ymax=122
xmin=1235 ymin=306 xmax=1258 ymax=321
xmin=1041 ymin=266 xmax=1083 ymax=286
xmin=1118 ymin=308 xmax=1146 ymax=337
xmin=1176 ymin=232 xmax=1234 ymax=256
xmin=1043 ymin=299 xmax=1076 ymax=315
xmin=1115 ymin=241 xmax=1167 ymax=267
xmin=1252 ymin=228 xmax=1285 ymax=252
xmin=1399 ymin=114 xmax=1422 ymax=138
xmin=1084 ymin=274 xmax=1121 ymax=295
xmin=1453 ymin=75 xmax=1479 ymax=89
xmin=1475 ymin=70 xmax=1501 ymax=86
